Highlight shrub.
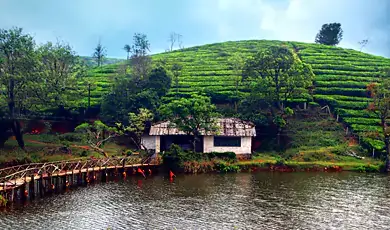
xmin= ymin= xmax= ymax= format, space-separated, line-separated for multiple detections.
xmin=183 ymin=160 xmax=216 ymax=173
xmin=275 ymin=158 xmax=286 ymax=166
xmin=58 ymin=132 xmax=85 ymax=143
xmin=214 ymin=161 xmax=240 ymax=173
xmin=353 ymin=164 xmax=381 ymax=173
xmin=162 ymin=144 xmax=205 ymax=170
xmin=207 ymin=151 xmax=237 ymax=162
xmin=79 ymin=150 xmax=88 ymax=157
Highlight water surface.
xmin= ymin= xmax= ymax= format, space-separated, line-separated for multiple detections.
xmin=1 ymin=172 xmax=390 ymax=229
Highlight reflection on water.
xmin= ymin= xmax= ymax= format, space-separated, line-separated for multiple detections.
xmin=1 ymin=172 xmax=390 ymax=229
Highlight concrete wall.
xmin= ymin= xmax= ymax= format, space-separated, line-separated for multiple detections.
xmin=142 ymin=135 xmax=251 ymax=154
xmin=141 ymin=135 xmax=160 ymax=153
xmin=203 ymin=136 xmax=252 ymax=154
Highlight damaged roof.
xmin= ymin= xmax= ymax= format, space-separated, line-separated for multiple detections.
xmin=149 ymin=118 xmax=256 ymax=137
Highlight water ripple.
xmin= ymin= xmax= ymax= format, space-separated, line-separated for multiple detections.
xmin=1 ymin=172 xmax=390 ymax=229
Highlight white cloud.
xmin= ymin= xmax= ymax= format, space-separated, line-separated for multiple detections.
xmin=191 ymin=0 xmax=390 ymax=57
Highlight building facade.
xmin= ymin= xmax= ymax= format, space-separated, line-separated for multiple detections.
xmin=142 ymin=118 xmax=256 ymax=155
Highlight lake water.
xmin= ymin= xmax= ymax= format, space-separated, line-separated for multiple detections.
xmin=1 ymin=172 xmax=390 ymax=229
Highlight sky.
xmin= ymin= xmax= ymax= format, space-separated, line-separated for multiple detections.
xmin=1 ymin=0 xmax=389 ymax=58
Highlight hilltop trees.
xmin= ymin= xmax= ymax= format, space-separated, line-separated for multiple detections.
xmin=159 ymin=95 xmax=219 ymax=152
xmin=93 ymin=40 xmax=106 ymax=67
xmin=315 ymin=23 xmax=343 ymax=46
xmin=359 ymin=39 xmax=369 ymax=52
xmin=168 ymin=32 xmax=183 ymax=51
xmin=123 ymin=44 xmax=131 ymax=60
xmin=367 ymin=69 xmax=390 ymax=171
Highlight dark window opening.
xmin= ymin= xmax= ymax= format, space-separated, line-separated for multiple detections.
xmin=214 ymin=136 xmax=241 ymax=147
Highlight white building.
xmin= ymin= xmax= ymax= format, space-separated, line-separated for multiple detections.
xmin=141 ymin=118 xmax=256 ymax=155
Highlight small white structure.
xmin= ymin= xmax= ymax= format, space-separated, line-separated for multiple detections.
xmin=142 ymin=118 xmax=256 ymax=155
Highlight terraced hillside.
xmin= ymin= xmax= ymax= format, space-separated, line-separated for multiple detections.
xmin=294 ymin=42 xmax=390 ymax=151
xmin=83 ymin=40 xmax=390 ymax=151
xmin=80 ymin=62 xmax=122 ymax=106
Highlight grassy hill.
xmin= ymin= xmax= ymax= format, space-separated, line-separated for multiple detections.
xmin=83 ymin=40 xmax=390 ymax=151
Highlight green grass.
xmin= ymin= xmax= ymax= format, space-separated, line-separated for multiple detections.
xmin=236 ymin=153 xmax=384 ymax=172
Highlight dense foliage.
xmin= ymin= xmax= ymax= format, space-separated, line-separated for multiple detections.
xmin=366 ymin=71 xmax=390 ymax=166
xmin=159 ymin=95 xmax=220 ymax=151
xmin=315 ymin=23 xmax=343 ymax=46
xmin=100 ymin=66 xmax=171 ymax=123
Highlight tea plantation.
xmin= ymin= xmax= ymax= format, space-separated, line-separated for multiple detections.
xmin=83 ymin=40 xmax=390 ymax=151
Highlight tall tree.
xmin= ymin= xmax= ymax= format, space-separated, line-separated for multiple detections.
xmin=367 ymin=69 xmax=390 ymax=171
xmin=123 ymin=44 xmax=131 ymax=60
xmin=33 ymin=40 xmax=82 ymax=110
xmin=146 ymin=66 xmax=172 ymax=97
xmin=0 ymin=27 xmax=37 ymax=148
xmin=315 ymin=23 xmax=343 ymax=46
xmin=242 ymin=46 xmax=314 ymax=146
xmin=168 ymin=32 xmax=183 ymax=51
xmin=359 ymin=39 xmax=369 ymax=52
xmin=129 ymin=33 xmax=151 ymax=80
xmin=171 ymin=63 xmax=182 ymax=98
xmin=93 ymin=40 xmax=106 ymax=67
xmin=159 ymin=95 xmax=220 ymax=152
xmin=242 ymin=46 xmax=314 ymax=110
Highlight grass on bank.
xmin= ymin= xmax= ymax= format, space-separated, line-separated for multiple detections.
xmin=0 ymin=134 xmax=128 ymax=166
xmin=236 ymin=152 xmax=384 ymax=172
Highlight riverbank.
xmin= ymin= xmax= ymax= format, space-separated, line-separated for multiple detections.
xmin=180 ymin=153 xmax=384 ymax=174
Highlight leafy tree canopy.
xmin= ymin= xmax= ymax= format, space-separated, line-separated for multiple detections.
xmin=159 ymin=95 xmax=220 ymax=151
xmin=93 ymin=40 xmax=106 ymax=67
xmin=121 ymin=108 xmax=154 ymax=150
xmin=100 ymin=66 xmax=171 ymax=123
xmin=315 ymin=23 xmax=343 ymax=46
xmin=242 ymin=45 xmax=314 ymax=110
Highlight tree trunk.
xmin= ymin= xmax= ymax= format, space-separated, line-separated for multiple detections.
xmin=276 ymin=127 xmax=281 ymax=147
xmin=11 ymin=120 xmax=24 ymax=149
xmin=191 ymin=136 xmax=197 ymax=153
xmin=8 ymin=78 xmax=25 ymax=149
xmin=90 ymin=144 xmax=108 ymax=158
